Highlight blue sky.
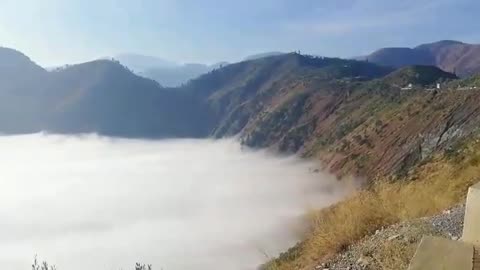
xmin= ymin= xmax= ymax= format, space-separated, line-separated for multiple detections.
xmin=0 ymin=0 xmax=479 ymax=66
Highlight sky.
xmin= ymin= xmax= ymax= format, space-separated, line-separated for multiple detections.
xmin=0 ymin=0 xmax=479 ymax=66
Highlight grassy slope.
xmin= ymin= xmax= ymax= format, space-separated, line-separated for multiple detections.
xmin=263 ymin=85 xmax=480 ymax=269
xmin=265 ymin=134 xmax=480 ymax=269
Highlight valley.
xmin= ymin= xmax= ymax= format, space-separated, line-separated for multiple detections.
xmin=2 ymin=39 xmax=480 ymax=270
xmin=2 ymin=44 xmax=480 ymax=180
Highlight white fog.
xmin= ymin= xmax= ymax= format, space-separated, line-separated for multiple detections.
xmin=0 ymin=134 xmax=351 ymax=270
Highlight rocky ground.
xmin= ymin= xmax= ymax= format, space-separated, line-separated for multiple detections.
xmin=316 ymin=205 xmax=465 ymax=270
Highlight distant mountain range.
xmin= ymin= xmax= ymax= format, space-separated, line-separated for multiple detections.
xmin=112 ymin=52 xmax=285 ymax=87
xmin=0 ymin=47 xmax=395 ymax=138
xmin=116 ymin=40 xmax=480 ymax=87
xmin=359 ymin=40 xmax=480 ymax=77
xmin=139 ymin=62 xmax=227 ymax=87
xmin=113 ymin=53 xmax=177 ymax=71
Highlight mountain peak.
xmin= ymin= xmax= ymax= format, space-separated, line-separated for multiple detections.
xmin=52 ymin=59 xmax=134 ymax=76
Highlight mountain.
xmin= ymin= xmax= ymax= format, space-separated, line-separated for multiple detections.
xmin=182 ymin=56 xmax=467 ymax=178
xmin=0 ymin=50 xmax=395 ymax=140
xmin=183 ymin=53 xmax=393 ymax=140
xmin=0 ymin=47 xmax=47 ymax=85
xmin=1 ymin=46 xmax=476 ymax=180
xmin=0 ymin=47 xmax=49 ymax=133
xmin=0 ymin=52 xmax=211 ymax=137
xmin=47 ymin=60 xmax=215 ymax=137
xmin=362 ymin=40 xmax=480 ymax=77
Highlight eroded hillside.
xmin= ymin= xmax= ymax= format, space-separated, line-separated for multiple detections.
xmin=186 ymin=54 xmax=470 ymax=179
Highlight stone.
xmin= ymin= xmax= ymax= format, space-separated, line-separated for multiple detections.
xmin=356 ymin=255 xmax=370 ymax=268
xmin=388 ymin=234 xmax=401 ymax=241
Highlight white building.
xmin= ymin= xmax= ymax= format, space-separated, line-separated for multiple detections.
xmin=401 ymin=83 xmax=413 ymax=90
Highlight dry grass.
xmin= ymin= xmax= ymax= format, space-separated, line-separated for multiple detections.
xmin=265 ymin=138 xmax=480 ymax=270
xmin=370 ymin=222 xmax=435 ymax=270
xmin=373 ymin=238 xmax=417 ymax=270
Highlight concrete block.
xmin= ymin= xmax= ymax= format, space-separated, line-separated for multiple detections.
xmin=408 ymin=236 xmax=473 ymax=270
xmin=463 ymin=182 xmax=480 ymax=245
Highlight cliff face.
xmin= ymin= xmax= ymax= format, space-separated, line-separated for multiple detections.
xmin=242 ymin=82 xmax=480 ymax=178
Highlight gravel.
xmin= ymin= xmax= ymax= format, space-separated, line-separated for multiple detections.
xmin=316 ymin=205 xmax=466 ymax=270
xmin=427 ymin=205 xmax=465 ymax=240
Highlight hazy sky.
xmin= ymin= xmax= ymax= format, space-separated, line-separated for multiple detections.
xmin=0 ymin=0 xmax=479 ymax=66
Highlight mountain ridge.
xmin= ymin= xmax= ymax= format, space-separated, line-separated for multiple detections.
xmin=362 ymin=40 xmax=480 ymax=77
xmin=0 ymin=46 xmax=475 ymax=180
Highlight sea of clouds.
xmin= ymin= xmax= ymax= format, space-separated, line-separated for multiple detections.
xmin=0 ymin=134 xmax=351 ymax=270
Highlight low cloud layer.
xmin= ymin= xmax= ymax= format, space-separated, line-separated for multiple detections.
xmin=0 ymin=134 xmax=350 ymax=270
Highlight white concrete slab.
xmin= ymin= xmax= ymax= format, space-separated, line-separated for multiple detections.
xmin=463 ymin=182 xmax=480 ymax=245
xmin=408 ymin=236 xmax=473 ymax=270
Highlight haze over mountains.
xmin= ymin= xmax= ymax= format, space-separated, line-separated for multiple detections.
xmin=0 ymin=47 xmax=393 ymax=136
xmin=112 ymin=52 xmax=284 ymax=87
xmin=2 ymin=40 xmax=480 ymax=178
xmin=110 ymin=40 xmax=480 ymax=88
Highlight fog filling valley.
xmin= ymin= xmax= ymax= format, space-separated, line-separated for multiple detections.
xmin=0 ymin=134 xmax=351 ymax=270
